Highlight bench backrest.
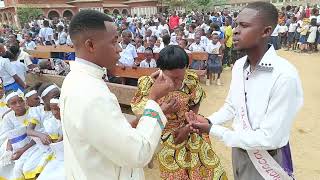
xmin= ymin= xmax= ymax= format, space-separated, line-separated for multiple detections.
xmin=109 ymin=66 xmax=158 ymax=79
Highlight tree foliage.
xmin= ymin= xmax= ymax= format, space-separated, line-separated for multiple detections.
xmin=17 ymin=7 xmax=43 ymax=26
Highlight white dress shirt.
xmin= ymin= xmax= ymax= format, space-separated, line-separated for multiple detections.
xmin=39 ymin=27 xmax=54 ymax=42
xmin=140 ymin=59 xmax=157 ymax=68
xmin=10 ymin=61 xmax=28 ymax=82
xmin=288 ymin=23 xmax=298 ymax=33
xmin=60 ymin=58 xmax=167 ymax=180
xmin=119 ymin=43 xmax=138 ymax=66
xmin=136 ymin=46 xmax=145 ymax=53
xmin=208 ymin=46 xmax=303 ymax=150
xmin=189 ymin=42 xmax=205 ymax=52
xmin=0 ymin=57 xmax=17 ymax=86
xmin=24 ymin=41 xmax=37 ymax=50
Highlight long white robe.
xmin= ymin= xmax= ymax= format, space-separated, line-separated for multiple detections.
xmin=0 ymin=109 xmax=52 ymax=179
xmin=60 ymin=59 xmax=167 ymax=180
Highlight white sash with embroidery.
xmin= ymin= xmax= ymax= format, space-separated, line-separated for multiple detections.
xmin=236 ymin=60 xmax=292 ymax=180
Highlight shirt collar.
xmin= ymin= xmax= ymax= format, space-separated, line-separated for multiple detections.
xmin=244 ymin=45 xmax=276 ymax=72
xmin=72 ymin=57 xmax=106 ymax=79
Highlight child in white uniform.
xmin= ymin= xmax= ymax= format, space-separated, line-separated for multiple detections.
xmin=37 ymin=98 xmax=64 ymax=180
xmin=0 ymin=91 xmax=52 ymax=179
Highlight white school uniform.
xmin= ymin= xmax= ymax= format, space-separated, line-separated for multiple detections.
xmin=0 ymin=57 xmax=17 ymax=86
xmin=37 ymin=118 xmax=64 ymax=180
xmin=278 ymin=25 xmax=288 ymax=33
xmin=136 ymin=46 xmax=145 ymax=53
xmin=119 ymin=43 xmax=138 ymax=66
xmin=288 ymin=23 xmax=298 ymax=33
xmin=0 ymin=109 xmax=52 ymax=180
xmin=189 ymin=42 xmax=205 ymax=52
xmin=24 ymin=41 xmax=37 ymax=51
xmin=60 ymin=58 xmax=167 ymax=180
xmin=10 ymin=61 xmax=28 ymax=83
xmin=139 ymin=59 xmax=157 ymax=68
xmin=39 ymin=27 xmax=54 ymax=42
xmin=307 ymin=26 xmax=317 ymax=43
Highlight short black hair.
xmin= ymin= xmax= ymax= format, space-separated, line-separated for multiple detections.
xmin=43 ymin=20 xmax=49 ymax=27
xmin=157 ymin=45 xmax=189 ymax=70
xmin=9 ymin=44 xmax=20 ymax=56
xmin=145 ymin=47 xmax=153 ymax=53
xmin=69 ymin=10 xmax=113 ymax=43
xmin=245 ymin=2 xmax=278 ymax=29
xmin=162 ymin=34 xmax=171 ymax=46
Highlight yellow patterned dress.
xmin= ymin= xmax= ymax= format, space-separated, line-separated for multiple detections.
xmin=131 ymin=70 xmax=227 ymax=180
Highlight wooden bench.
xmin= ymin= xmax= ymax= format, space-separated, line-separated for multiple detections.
xmin=27 ymin=45 xmax=75 ymax=59
xmin=109 ymin=66 xmax=158 ymax=79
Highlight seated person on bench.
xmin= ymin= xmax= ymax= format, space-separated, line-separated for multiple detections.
xmin=139 ymin=47 xmax=157 ymax=68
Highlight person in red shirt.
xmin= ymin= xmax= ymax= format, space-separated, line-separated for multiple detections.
xmin=305 ymin=5 xmax=311 ymax=18
xmin=169 ymin=11 xmax=180 ymax=31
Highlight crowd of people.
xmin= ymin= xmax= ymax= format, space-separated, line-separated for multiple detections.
xmin=269 ymin=5 xmax=320 ymax=53
xmin=0 ymin=1 xmax=309 ymax=179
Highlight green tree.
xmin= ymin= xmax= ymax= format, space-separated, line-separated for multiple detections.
xmin=17 ymin=6 xmax=43 ymax=27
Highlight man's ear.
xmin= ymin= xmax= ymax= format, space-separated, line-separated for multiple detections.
xmin=84 ymin=39 xmax=94 ymax=53
xmin=262 ymin=25 xmax=273 ymax=38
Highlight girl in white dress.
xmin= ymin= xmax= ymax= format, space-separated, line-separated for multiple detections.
xmin=26 ymin=83 xmax=61 ymax=145
xmin=37 ymin=98 xmax=65 ymax=180
xmin=0 ymin=91 xmax=52 ymax=180
xmin=307 ymin=19 xmax=318 ymax=52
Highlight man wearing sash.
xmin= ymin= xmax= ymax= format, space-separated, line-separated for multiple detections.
xmin=186 ymin=2 xmax=303 ymax=180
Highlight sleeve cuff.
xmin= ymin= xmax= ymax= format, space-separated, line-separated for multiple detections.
xmin=209 ymin=124 xmax=228 ymax=140
xmin=144 ymin=100 xmax=167 ymax=129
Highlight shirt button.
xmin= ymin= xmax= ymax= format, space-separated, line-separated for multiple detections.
xmin=246 ymin=77 xmax=249 ymax=80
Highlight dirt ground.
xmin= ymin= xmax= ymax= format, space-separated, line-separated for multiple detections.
xmin=144 ymin=50 xmax=320 ymax=180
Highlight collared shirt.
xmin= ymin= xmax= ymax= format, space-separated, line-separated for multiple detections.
xmin=39 ymin=27 xmax=54 ymax=42
xmin=11 ymin=61 xmax=28 ymax=82
xmin=24 ymin=40 xmax=37 ymax=50
xmin=140 ymin=59 xmax=157 ymax=68
xmin=0 ymin=57 xmax=17 ymax=86
xmin=189 ymin=42 xmax=205 ymax=52
xmin=17 ymin=50 xmax=32 ymax=67
xmin=60 ymin=59 xmax=167 ymax=180
xmin=58 ymin=31 xmax=68 ymax=45
xmin=136 ymin=46 xmax=145 ymax=53
xmin=208 ymin=46 xmax=303 ymax=150
xmin=119 ymin=43 xmax=138 ymax=66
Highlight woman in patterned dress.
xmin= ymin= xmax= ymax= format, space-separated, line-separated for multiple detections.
xmin=131 ymin=45 xmax=227 ymax=180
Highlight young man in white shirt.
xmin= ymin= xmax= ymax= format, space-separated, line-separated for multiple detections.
xmin=189 ymin=34 xmax=206 ymax=69
xmin=57 ymin=25 xmax=68 ymax=45
xmin=118 ymin=30 xmax=138 ymax=67
xmin=61 ymin=10 xmax=175 ymax=180
xmin=39 ymin=20 xmax=54 ymax=45
xmin=188 ymin=2 xmax=303 ymax=179
xmin=139 ymin=47 xmax=157 ymax=68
